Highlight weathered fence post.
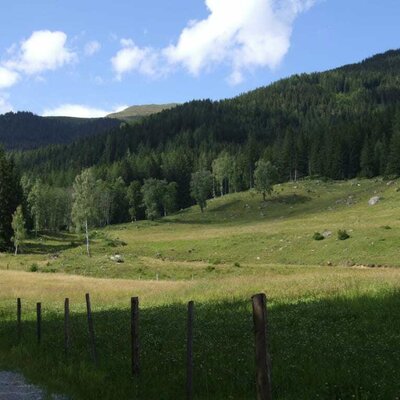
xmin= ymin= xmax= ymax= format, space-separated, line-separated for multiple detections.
xmin=85 ymin=293 xmax=98 ymax=365
xmin=17 ymin=298 xmax=21 ymax=342
xmin=64 ymin=298 xmax=70 ymax=355
xmin=131 ymin=297 xmax=140 ymax=376
xmin=36 ymin=302 xmax=42 ymax=345
xmin=252 ymin=293 xmax=272 ymax=400
xmin=186 ymin=301 xmax=194 ymax=400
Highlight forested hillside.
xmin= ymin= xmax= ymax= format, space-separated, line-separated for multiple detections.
xmin=0 ymin=112 xmax=121 ymax=150
xmin=7 ymin=49 xmax=400 ymax=231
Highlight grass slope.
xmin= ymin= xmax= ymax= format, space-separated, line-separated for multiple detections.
xmin=0 ymin=178 xmax=399 ymax=399
xmin=1 ymin=177 xmax=400 ymax=279
xmin=107 ymin=103 xmax=179 ymax=122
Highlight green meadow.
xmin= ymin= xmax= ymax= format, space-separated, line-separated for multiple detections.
xmin=0 ymin=178 xmax=399 ymax=399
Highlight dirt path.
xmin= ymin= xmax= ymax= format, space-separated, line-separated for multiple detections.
xmin=0 ymin=371 xmax=67 ymax=400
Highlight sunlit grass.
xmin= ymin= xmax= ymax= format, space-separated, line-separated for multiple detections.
xmin=0 ymin=178 xmax=400 ymax=398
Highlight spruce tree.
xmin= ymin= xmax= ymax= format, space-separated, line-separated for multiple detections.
xmin=0 ymin=148 xmax=22 ymax=251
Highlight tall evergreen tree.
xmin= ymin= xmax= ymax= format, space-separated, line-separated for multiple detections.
xmin=0 ymin=148 xmax=22 ymax=250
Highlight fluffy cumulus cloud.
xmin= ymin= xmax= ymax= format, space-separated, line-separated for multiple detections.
xmin=164 ymin=0 xmax=315 ymax=84
xmin=6 ymin=30 xmax=77 ymax=75
xmin=0 ymin=66 xmax=19 ymax=89
xmin=111 ymin=39 xmax=159 ymax=79
xmin=42 ymin=104 xmax=128 ymax=118
xmin=111 ymin=0 xmax=315 ymax=84
xmin=84 ymin=40 xmax=101 ymax=56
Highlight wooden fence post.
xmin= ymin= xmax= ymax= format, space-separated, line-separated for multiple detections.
xmin=36 ymin=302 xmax=42 ymax=345
xmin=85 ymin=293 xmax=98 ymax=365
xmin=186 ymin=301 xmax=194 ymax=400
xmin=64 ymin=298 xmax=70 ymax=355
xmin=252 ymin=293 xmax=272 ymax=400
xmin=17 ymin=298 xmax=21 ymax=342
xmin=131 ymin=297 xmax=140 ymax=376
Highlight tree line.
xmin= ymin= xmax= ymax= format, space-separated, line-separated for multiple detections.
xmin=1 ymin=145 xmax=278 ymax=255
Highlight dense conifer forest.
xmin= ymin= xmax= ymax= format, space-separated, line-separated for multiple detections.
xmin=2 ymin=49 xmax=400 ymax=236
xmin=0 ymin=112 xmax=120 ymax=150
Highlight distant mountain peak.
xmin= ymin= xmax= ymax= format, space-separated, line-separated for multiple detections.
xmin=107 ymin=103 xmax=179 ymax=122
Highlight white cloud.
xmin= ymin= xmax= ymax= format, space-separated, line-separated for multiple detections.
xmin=6 ymin=30 xmax=77 ymax=75
xmin=42 ymin=104 xmax=128 ymax=118
xmin=0 ymin=67 xmax=19 ymax=89
xmin=0 ymin=94 xmax=13 ymax=114
xmin=110 ymin=0 xmax=315 ymax=84
xmin=164 ymin=0 xmax=315 ymax=83
xmin=111 ymin=39 xmax=159 ymax=79
xmin=84 ymin=40 xmax=101 ymax=56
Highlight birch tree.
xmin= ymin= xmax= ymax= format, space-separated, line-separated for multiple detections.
xmin=71 ymin=169 xmax=99 ymax=257
xmin=11 ymin=205 xmax=26 ymax=255
xmin=190 ymin=170 xmax=213 ymax=212
xmin=254 ymin=160 xmax=278 ymax=201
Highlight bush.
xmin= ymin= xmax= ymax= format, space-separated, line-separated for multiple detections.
xmin=338 ymin=229 xmax=350 ymax=240
xmin=30 ymin=263 xmax=39 ymax=272
xmin=206 ymin=265 xmax=216 ymax=272
xmin=233 ymin=262 xmax=241 ymax=268
xmin=313 ymin=232 xmax=325 ymax=241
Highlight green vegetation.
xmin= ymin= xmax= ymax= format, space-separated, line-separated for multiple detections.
xmin=312 ymin=232 xmax=324 ymax=241
xmin=14 ymin=50 xmax=400 ymax=194
xmin=0 ymin=112 xmax=119 ymax=150
xmin=0 ymin=179 xmax=400 ymax=399
xmin=11 ymin=205 xmax=26 ymax=255
xmin=2 ymin=50 xmax=400 ymax=399
xmin=106 ymin=103 xmax=179 ymax=122
xmin=337 ymin=229 xmax=350 ymax=241
xmin=2 ymin=178 xmax=400 ymax=277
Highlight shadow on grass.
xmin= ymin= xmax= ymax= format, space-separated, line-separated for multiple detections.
xmin=162 ymin=195 xmax=312 ymax=226
xmin=23 ymin=234 xmax=85 ymax=255
xmin=0 ymin=291 xmax=399 ymax=400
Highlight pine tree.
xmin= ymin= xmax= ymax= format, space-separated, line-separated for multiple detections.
xmin=0 ymin=148 xmax=22 ymax=251
xmin=360 ymin=135 xmax=375 ymax=178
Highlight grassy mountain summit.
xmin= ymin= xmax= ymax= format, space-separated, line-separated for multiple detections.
xmin=107 ymin=103 xmax=179 ymax=122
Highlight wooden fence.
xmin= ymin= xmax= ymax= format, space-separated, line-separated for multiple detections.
xmin=15 ymin=293 xmax=272 ymax=400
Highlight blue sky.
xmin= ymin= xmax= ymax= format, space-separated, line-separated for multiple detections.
xmin=0 ymin=0 xmax=399 ymax=117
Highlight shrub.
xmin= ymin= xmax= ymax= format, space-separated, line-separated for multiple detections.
xmin=206 ymin=265 xmax=216 ymax=272
xmin=233 ymin=262 xmax=241 ymax=268
xmin=30 ymin=263 xmax=39 ymax=272
xmin=313 ymin=232 xmax=325 ymax=241
xmin=338 ymin=229 xmax=350 ymax=240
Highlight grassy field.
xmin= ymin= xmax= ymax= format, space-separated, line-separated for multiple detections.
xmin=0 ymin=178 xmax=400 ymax=399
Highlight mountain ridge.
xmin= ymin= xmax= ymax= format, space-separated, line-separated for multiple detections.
xmin=107 ymin=103 xmax=179 ymax=122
